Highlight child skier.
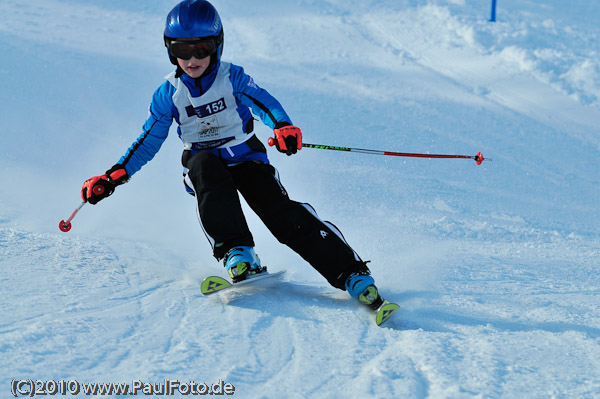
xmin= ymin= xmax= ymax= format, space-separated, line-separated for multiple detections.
xmin=81 ymin=0 xmax=393 ymax=320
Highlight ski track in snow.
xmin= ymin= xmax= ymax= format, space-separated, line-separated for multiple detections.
xmin=1 ymin=0 xmax=600 ymax=398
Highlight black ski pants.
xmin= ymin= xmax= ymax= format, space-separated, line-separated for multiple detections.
xmin=185 ymin=150 xmax=369 ymax=290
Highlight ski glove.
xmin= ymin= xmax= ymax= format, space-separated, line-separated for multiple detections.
xmin=81 ymin=164 xmax=128 ymax=205
xmin=273 ymin=123 xmax=302 ymax=156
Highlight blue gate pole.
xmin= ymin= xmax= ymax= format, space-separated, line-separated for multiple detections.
xmin=490 ymin=0 xmax=497 ymax=22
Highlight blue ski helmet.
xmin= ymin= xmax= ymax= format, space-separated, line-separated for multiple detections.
xmin=164 ymin=0 xmax=224 ymax=66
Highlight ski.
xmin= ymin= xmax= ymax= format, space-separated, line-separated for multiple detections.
xmin=375 ymin=301 xmax=400 ymax=326
xmin=201 ymin=269 xmax=286 ymax=295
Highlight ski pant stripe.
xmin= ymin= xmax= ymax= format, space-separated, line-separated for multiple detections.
xmin=195 ymin=200 xmax=216 ymax=250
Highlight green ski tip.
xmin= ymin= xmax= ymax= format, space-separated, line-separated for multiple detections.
xmin=201 ymin=276 xmax=231 ymax=295
xmin=376 ymin=302 xmax=400 ymax=326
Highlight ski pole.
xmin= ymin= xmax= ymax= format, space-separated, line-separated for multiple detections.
xmin=59 ymin=201 xmax=85 ymax=232
xmin=268 ymin=138 xmax=489 ymax=165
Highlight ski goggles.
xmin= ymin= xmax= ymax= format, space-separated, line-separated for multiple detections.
xmin=167 ymin=38 xmax=218 ymax=60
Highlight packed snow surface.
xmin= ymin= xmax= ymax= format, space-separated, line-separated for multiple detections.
xmin=1 ymin=0 xmax=599 ymax=398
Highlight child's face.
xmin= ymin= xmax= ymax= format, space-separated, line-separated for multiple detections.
xmin=177 ymin=55 xmax=211 ymax=79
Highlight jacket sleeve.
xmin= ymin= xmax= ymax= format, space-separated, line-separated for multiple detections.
xmin=117 ymin=80 xmax=176 ymax=177
xmin=229 ymin=64 xmax=293 ymax=129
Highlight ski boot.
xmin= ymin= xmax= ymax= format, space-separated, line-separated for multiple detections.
xmin=223 ymin=246 xmax=265 ymax=283
xmin=345 ymin=273 xmax=400 ymax=326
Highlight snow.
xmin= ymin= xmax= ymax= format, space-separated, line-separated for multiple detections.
xmin=1 ymin=0 xmax=599 ymax=398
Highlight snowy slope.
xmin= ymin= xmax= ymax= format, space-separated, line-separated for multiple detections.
xmin=1 ymin=0 xmax=599 ymax=398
